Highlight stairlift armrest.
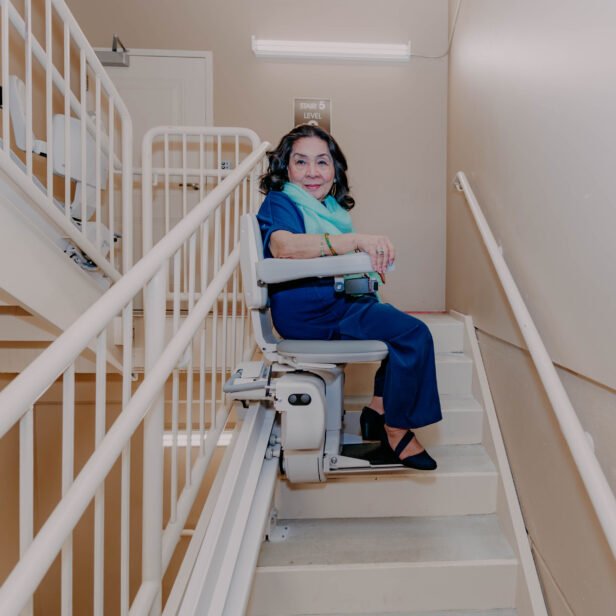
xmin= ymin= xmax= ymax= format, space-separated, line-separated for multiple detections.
xmin=256 ymin=252 xmax=376 ymax=284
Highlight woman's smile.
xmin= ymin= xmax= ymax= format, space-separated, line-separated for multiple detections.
xmin=287 ymin=136 xmax=335 ymax=201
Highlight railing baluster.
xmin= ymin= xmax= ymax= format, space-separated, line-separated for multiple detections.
xmin=143 ymin=265 xmax=167 ymax=616
xmin=45 ymin=0 xmax=53 ymax=195
xmin=61 ymin=364 xmax=75 ymax=616
xmin=80 ymin=51 xmax=87 ymax=227
xmin=109 ymin=99 xmax=116 ymax=265
xmin=94 ymin=329 xmax=107 ymax=616
xmin=95 ymin=75 xmax=102 ymax=251
xmin=120 ymin=300 xmax=133 ymax=616
xmin=120 ymin=441 xmax=130 ymax=616
xmin=19 ymin=405 xmax=34 ymax=616
xmin=211 ymin=206 xmax=221 ymax=416
xmin=199 ymin=323 xmax=206 ymax=454
xmin=231 ymin=184 xmax=240 ymax=369
xmin=2 ymin=0 xmax=10 ymax=152
xmin=164 ymin=133 xmax=170 ymax=239
xmin=172 ymin=248 xmax=181 ymax=520
xmin=201 ymin=204 xmax=210 ymax=436
xmin=182 ymin=133 xmax=188 ymax=293
xmin=186 ymin=232 xmax=197 ymax=484
xmin=25 ymin=0 xmax=33 ymax=178
xmin=63 ymin=23 xmax=71 ymax=219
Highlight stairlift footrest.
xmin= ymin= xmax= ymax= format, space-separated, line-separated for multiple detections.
xmin=224 ymin=361 xmax=271 ymax=400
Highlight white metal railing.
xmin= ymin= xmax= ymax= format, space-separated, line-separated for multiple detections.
xmin=0 ymin=0 xmax=133 ymax=280
xmin=454 ymin=171 xmax=616 ymax=558
xmin=0 ymin=131 xmax=269 ymax=615
xmin=142 ymin=126 xmax=261 ymax=293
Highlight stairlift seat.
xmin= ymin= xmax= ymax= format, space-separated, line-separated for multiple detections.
xmin=276 ymin=338 xmax=387 ymax=364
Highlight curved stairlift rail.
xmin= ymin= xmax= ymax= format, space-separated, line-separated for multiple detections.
xmin=454 ymin=171 xmax=616 ymax=559
xmin=0 ymin=139 xmax=269 ymax=615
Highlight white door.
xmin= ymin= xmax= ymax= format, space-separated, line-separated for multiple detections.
xmin=100 ymin=50 xmax=213 ymax=260
xmin=102 ymin=50 xmax=213 ymax=167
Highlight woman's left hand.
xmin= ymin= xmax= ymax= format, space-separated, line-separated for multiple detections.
xmin=355 ymin=234 xmax=395 ymax=275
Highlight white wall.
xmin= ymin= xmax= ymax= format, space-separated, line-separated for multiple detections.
xmin=67 ymin=0 xmax=449 ymax=310
xmin=447 ymin=1 xmax=616 ymax=614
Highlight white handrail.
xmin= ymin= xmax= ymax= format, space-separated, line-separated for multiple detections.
xmin=454 ymin=171 xmax=616 ymax=558
xmin=0 ymin=141 xmax=267 ymax=438
xmin=0 ymin=139 xmax=269 ymax=615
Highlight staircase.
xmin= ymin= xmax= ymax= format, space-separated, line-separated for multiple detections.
xmin=246 ymin=313 xmax=545 ymax=616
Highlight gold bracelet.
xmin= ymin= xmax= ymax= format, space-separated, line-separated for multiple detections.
xmin=320 ymin=234 xmax=326 ymax=257
xmin=324 ymin=233 xmax=337 ymax=255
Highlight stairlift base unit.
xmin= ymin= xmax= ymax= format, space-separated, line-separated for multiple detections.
xmin=225 ymin=361 xmax=406 ymax=483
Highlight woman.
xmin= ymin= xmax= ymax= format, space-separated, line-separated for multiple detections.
xmin=257 ymin=124 xmax=441 ymax=470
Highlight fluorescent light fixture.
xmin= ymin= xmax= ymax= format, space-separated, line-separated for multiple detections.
xmin=251 ymin=36 xmax=411 ymax=62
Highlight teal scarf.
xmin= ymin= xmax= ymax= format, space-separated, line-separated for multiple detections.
xmin=282 ymin=183 xmax=354 ymax=235
xmin=282 ymin=182 xmax=381 ymax=299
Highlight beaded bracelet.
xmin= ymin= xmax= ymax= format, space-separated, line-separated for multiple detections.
xmin=320 ymin=234 xmax=326 ymax=257
xmin=324 ymin=233 xmax=337 ymax=255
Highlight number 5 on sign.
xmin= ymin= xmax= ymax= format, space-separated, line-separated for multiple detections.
xmin=293 ymin=98 xmax=332 ymax=133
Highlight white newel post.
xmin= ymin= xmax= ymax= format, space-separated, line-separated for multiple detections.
xmin=143 ymin=265 xmax=167 ymax=615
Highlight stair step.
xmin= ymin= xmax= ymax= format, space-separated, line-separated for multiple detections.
xmin=249 ymin=515 xmax=517 ymax=615
xmin=276 ymin=444 xmax=497 ymax=519
xmin=303 ymin=611 xmax=517 ymax=616
xmin=436 ymin=353 xmax=472 ymax=395
xmin=343 ymin=395 xmax=483 ymax=446
xmin=415 ymin=313 xmax=465 ymax=353
xmin=345 ymin=352 xmax=472 ymax=398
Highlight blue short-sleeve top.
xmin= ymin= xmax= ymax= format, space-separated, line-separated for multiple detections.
xmin=256 ymin=190 xmax=347 ymax=339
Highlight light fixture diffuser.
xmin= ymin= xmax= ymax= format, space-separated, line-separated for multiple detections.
xmin=251 ymin=36 xmax=411 ymax=62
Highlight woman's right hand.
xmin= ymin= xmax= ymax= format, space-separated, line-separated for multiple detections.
xmin=355 ymin=234 xmax=395 ymax=274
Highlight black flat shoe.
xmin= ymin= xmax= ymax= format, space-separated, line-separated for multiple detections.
xmin=360 ymin=406 xmax=385 ymax=441
xmin=381 ymin=429 xmax=437 ymax=471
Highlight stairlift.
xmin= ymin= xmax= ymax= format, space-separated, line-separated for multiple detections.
xmin=6 ymin=75 xmax=117 ymax=269
xmin=225 ymin=214 xmax=407 ymax=483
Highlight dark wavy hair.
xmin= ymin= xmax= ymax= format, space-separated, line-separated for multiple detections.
xmin=259 ymin=124 xmax=355 ymax=210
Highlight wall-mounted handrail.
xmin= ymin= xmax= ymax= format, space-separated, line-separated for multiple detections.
xmin=454 ymin=170 xmax=616 ymax=558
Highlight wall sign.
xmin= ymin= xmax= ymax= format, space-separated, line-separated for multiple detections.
xmin=293 ymin=98 xmax=331 ymax=133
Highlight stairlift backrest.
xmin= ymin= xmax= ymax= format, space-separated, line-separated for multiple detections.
xmin=52 ymin=114 xmax=108 ymax=189
xmin=8 ymin=76 xmax=47 ymax=155
xmin=8 ymin=76 xmax=28 ymax=152
xmin=240 ymin=213 xmax=268 ymax=310
xmin=8 ymin=75 xmax=108 ymax=189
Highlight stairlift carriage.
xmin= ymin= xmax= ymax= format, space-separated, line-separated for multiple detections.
xmin=6 ymin=75 xmax=118 ymax=271
xmin=225 ymin=214 xmax=407 ymax=483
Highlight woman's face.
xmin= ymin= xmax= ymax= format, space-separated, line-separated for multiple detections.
xmin=287 ymin=136 xmax=335 ymax=202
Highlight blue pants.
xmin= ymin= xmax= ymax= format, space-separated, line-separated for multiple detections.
xmin=272 ymin=288 xmax=442 ymax=429
xmin=338 ymin=299 xmax=442 ymax=429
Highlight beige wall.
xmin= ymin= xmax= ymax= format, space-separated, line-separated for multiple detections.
xmin=66 ymin=0 xmax=448 ymax=310
xmin=447 ymin=1 xmax=616 ymax=614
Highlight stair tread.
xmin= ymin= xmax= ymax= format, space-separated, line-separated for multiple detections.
xmin=325 ymin=444 xmax=495 ymax=476
xmin=258 ymin=514 xmax=515 ymax=568
xmin=402 ymin=444 xmax=495 ymax=475
xmin=305 ymin=610 xmax=517 ymax=616
xmin=344 ymin=394 xmax=482 ymax=412
xmin=436 ymin=352 xmax=471 ymax=363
